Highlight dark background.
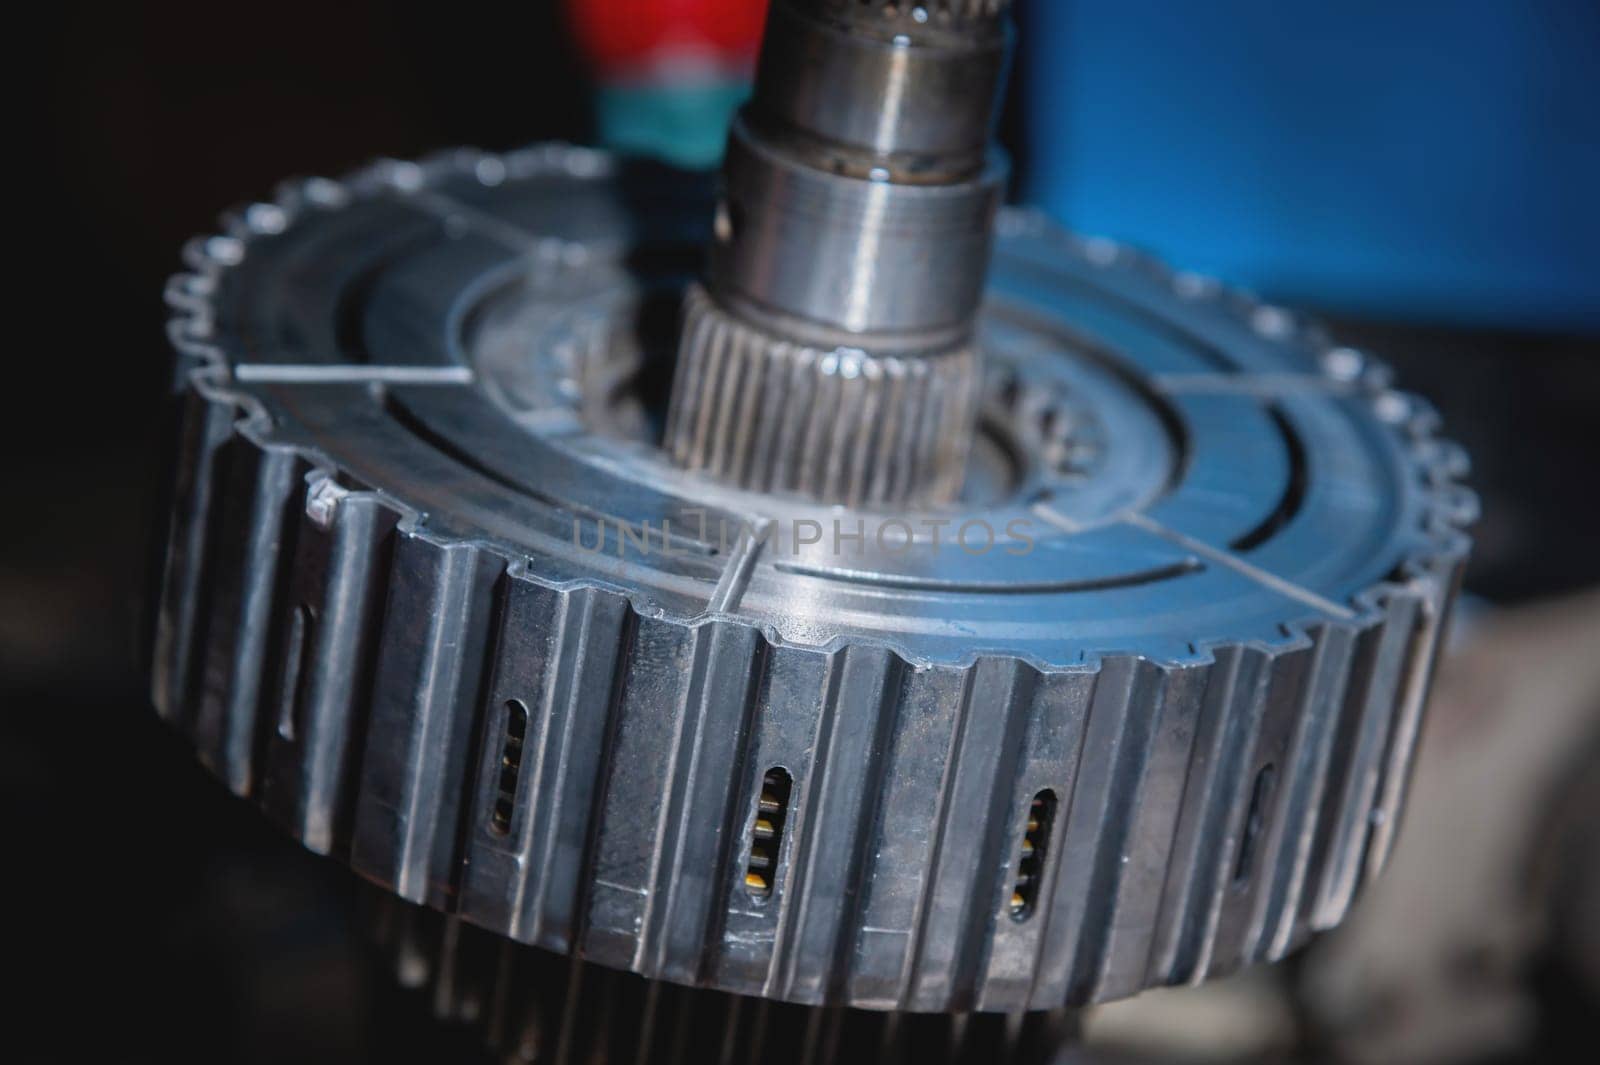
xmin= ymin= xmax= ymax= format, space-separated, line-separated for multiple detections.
xmin=11 ymin=2 xmax=1597 ymax=1063
xmin=20 ymin=5 xmax=594 ymax=1062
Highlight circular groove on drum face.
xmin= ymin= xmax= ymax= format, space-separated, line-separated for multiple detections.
xmin=156 ymin=145 xmax=1472 ymax=1015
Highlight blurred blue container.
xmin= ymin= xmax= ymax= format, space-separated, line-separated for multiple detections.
xmin=1019 ymin=0 xmax=1599 ymax=330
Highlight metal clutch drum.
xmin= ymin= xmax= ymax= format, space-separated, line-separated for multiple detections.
xmin=156 ymin=144 xmax=1472 ymax=1013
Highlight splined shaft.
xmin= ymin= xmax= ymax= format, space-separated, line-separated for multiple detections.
xmin=665 ymin=0 xmax=1014 ymax=506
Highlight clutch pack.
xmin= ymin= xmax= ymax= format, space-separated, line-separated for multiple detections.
xmin=152 ymin=0 xmax=1472 ymax=1059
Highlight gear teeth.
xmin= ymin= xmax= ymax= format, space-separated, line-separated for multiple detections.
xmin=186 ymin=438 xmax=308 ymax=795
xmin=1088 ymin=661 xmax=1212 ymax=1003
xmin=790 ymin=646 xmax=884 ymax=1002
xmin=1306 ymin=590 xmax=1427 ymax=932
xmin=666 ymin=285 xmax=980 ymax=506
xmin=1357 ymin=574 xmax=1459 ymax=890
xmin=258 ymin=487 xmax=399 ymax=855
xmin=1142 ymin=645 xmax=1254 ymax=987
xmin=842 ymin=657 xmax=986 ymax=1010
xmin=1023 ymin=658 xmax=1179 ymax=1004
xmin=580 ymin=612 xmax=771 ymax=982
xmin=370 ymin=896 xmax=1073 ymax=1065
xmin=1253 ymin=622 xmax=1360 ymax=963
xmin=972 ymin=666 xmax=1092 ymax=1008
xmin=712 ymin=640 xmax=834 ymax=995
xmin=152 ymin=389 xmax=236 ymax=724
xmin=1201 ymin=642 xmax=1315 ymax=981
xmin=455 ymin=580 xmax=627 ymax=948
xmin=153 ymin=143 xmax=1472 ymax=1013
xmin=349 ymin=534 xmax=505 ymax=907
xmin=152 ymin=401 xmax=1464 ymax=1008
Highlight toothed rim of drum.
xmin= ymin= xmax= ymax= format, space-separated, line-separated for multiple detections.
xmin=164 ymin=143 xmax=1474 ymax=676
xmin=155 ymin=143 xmax=1478 ymax=1013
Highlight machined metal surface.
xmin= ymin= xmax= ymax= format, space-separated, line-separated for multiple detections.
xmin=708 ymin=117 xmax=1005 ymax=340
xmin=373 ymin=893 xmax=1072 ymax=1065
xmin=664 ymin=0 xmax=1012 ymax=504
xmin=665 ymin=284 xmax=979 ymax=506
xmin=156 ymin=144 xmax=1471 ymax=1014
xmin=752 ymin=1 xmax=1010 ymax=175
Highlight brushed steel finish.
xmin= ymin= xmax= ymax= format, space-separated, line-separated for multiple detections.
xmin=668 ymin=0 xmax=1014 ymax=504
xmin=665 ymin=284 xmax=979 ymax=505
xmin=153 ymin=145 xmax=1474 ymax=1014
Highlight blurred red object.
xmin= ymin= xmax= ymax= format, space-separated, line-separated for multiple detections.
xmin=564 ymin=0 xmax=767 ymax=75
